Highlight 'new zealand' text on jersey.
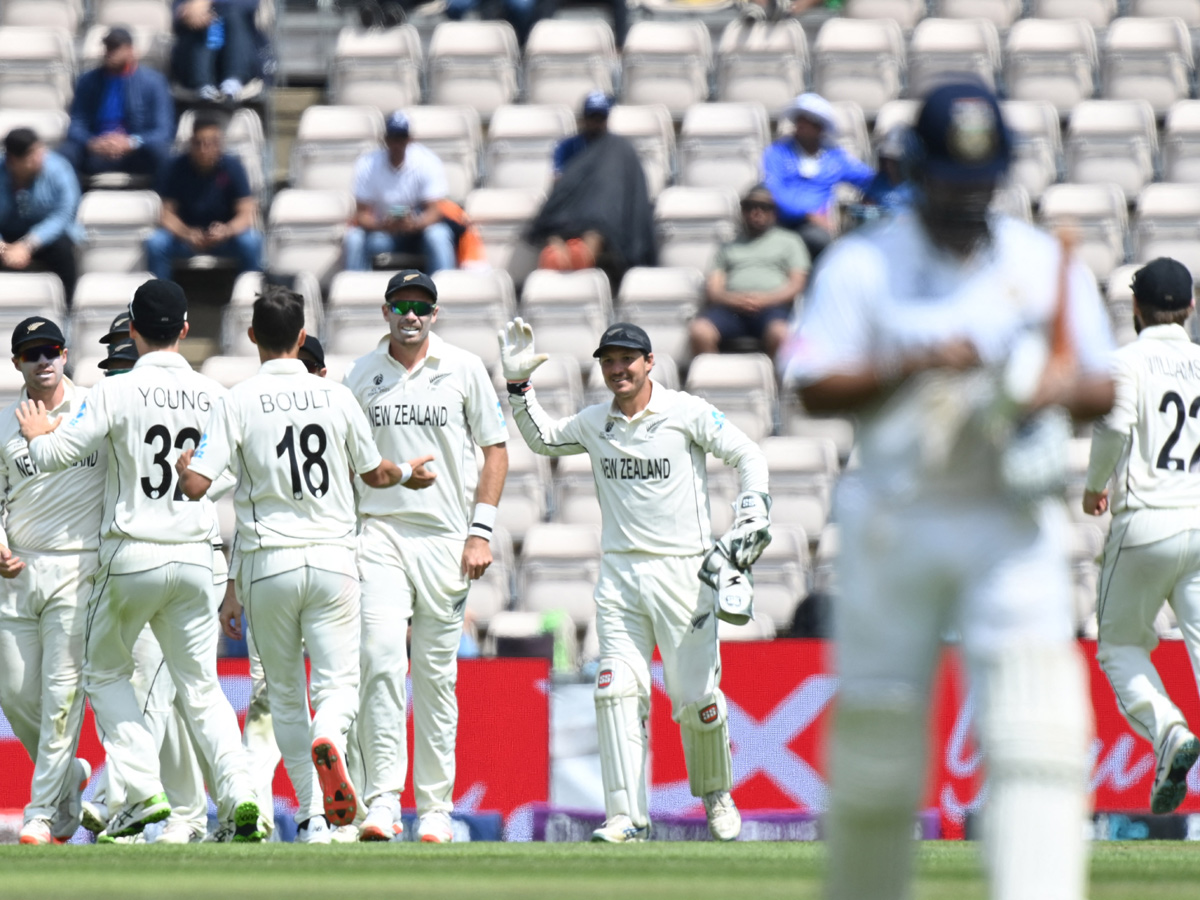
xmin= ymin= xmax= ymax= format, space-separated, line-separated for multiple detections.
xmin=27 ymin=352 xmax=226 ymax=573
xmin=343 ymin=333 xmax=507 ymax=538
xmin=784 ymin=211 xmax=1115 ymax=503
xmin=189 ymin=358 xmax=384 ymax=554
xmin=1086 ymin=324 xmax=1200 ymax=546
xmin=509 ymin=383 xmax=769 ymax=556
xmin=0 ymin=378 xmax=106 ymax=552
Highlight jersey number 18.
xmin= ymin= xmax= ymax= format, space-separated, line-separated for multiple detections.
xmin=276 ymin=424 xmax=329 ymax=499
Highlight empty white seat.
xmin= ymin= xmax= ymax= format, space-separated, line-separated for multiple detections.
xmin=654 ymin=186 xmax=740 ymax=272
xmin=1065 ymin=99 xmax=1158 ymax=201
xmin=812 ymin=18 xmax=906 ymax=118
xmin=780 ymin=403 xmax=856 ymax=463
xmin=76 ymin=190 xmax=161 ymax=275
xmin=608 ymin=104 xmax=676 ymax=200
xmin=290 ymin=105 xmax=384 ymax=192
xmin=0 ymin=273 xmax=65 ymax=333
xmin=1004 ymin=18 xmax=1098 ymax=116
xmin=520 ymin=269 xmax=614 ymax=368
xmin=493 ymin=439 xmax=552 ymax=545
xmin=463 ymin=187 xmax=543 ymax=289
xmin=1030 ymin=0 xmax=1116 ymax=26
xmin=1 ymin=0 xmax=80 ymax=32
xmin=199 ymin=355 xmax=261 ymax=390
xmin=401 ymin=105 xmax=483 ymax=204
xmin=1102 ymin=16 xmax=1193 ymax=115
xmin=427 ymin=21 xmax=520 ymax=122
xmin=1130 ymin=1 xmax=1200 ymax=27
xmin=517 ymin=523 xmax=601 ymax=626
xmin=0 ymin=27 xmax=74 ymax=109
xmin=551 ymin=451 xmax=601 ymax=526
xmin=845 ymin=0 xmax=925 ymax=30
xmin=222 ymin=272 xmax=325 ymax=356
xmin=936 ymin=0 xmax=1022 ymax=27
xmin=1163 ymin=100 xmax=1200 ymax=183
xmin=520 ymin=354 xmax=585 ymax=422
xmin=746 ymin=525 xmax=810 ymax=634
xmin=762 ymin=435 xmax=837 ymax=540
xmin=1133 ymin=183 xmax=1200 ymax=276
xmin=684 ymin=352 xmax=777 ymax=442
xmin=1001 ymin=100 xmax=1063 ymax=202
xmin=1038 ymin=183 xmax=1128 ymax=282
xmin=678 ymin=102 xmax=769 ymax=194
xmin=871 ymin=98 xmax=920 ymax=143
xmin=330 ymin=25 xmax=423 ymax=111
xmin=0 ymin=110 xmax=69 ymax=148
xmin=431 ymin=268 xmax=518 ymax=367
xmin=324 ymin=270 xmax=392 ymax=355
xmin=267 ymin=190 xmax=356 ymax=288
xmin=715 ymin=19 xmax=807 ymax=112
xmin=68 ymin=272 xmax=152 ymax=349
xmin=523 ymin=19 xmax=617 ymax=108
xmin=1105 ymin=262 xmax=1141 ymax=345
xmin=620 ymin=21 xmax=713 ymax=120
xmin=616 ymin=266 xmax=705 ymax=362
xmin=484 ymin=104 xmax=576 ymax=192
xmin=94 ymin=0 xmax=172 ymax=32
xmin=908 ymin=18 xmax=1003 ymax=97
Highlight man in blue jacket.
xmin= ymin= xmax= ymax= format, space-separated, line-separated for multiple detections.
xmin=61 ymin=28 xmax=174 ymax=185
xmin=0 ymin=129 xmax=82 ymax=304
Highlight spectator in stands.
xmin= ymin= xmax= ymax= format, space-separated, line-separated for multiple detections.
xmin=0 ymin=129 xmax=82 ymax=304
xmin=862 ymin=126 xmax=913 ymax=213
xmin=689 ymin=185 xmax=809 ymax=361
xmin=172 ymin=1 xmax=264 ymax=102
xmin=763 ymin=92 xmax=874 ymax=260
xmin=61 ymin=27 xmax=174 ymax=186
xmin=344 ymin=112 xmax=457 ymax=274
xmin=144 ymin=112 xmax=262 ymax=280
xmin=531 ymin=92 xmax=655 ymax=277
xmin=444 ymin=0 xmax=539 ymax=46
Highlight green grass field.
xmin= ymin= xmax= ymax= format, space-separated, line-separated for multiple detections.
xmin=3 ymin=842 xmax=1200 ymax=900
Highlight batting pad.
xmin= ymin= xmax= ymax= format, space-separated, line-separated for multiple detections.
xmin=594 ymin=659 xmax=649 ymax=827
xmin=976 ymin=642 xmax=1092 ymax=900
xmin=679 ymin=692 xmax=733 ymax=796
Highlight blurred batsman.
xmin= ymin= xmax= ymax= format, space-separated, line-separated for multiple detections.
xmin=782 ymin=82 xmax=1116 ymax=900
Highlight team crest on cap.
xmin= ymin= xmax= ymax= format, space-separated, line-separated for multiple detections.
xmin=27 ymin=322 xmax=43 ymax=331
xmin=404 ymin=273 xmax=420 ymax=282
xmin=947 ymin=97 xmax=997 ymax=164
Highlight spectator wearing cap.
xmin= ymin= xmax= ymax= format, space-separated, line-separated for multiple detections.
xmin=444 ymin=0 xmax=539 ymax=45
xmin=763 ymin=92 xmax=874 ymax=259
xmin=530 ymin=92 xmax=655 ymax=276
xmin=171 ymin=1 xmax=265 ymax=102
xmin=99 ymin=338 xmax=139 ymax=376
xmin=145 ymin=111 xmax=262 ymax=281
xmin=0 ymin=129 xmax=83 ymax=304
xmin=61 ymin=27 xmax=174 ymax=186
xmin=344 ymin=112 xmax=457 ymax=274
xmin=690 ymin=184 xmax=809 ymax=362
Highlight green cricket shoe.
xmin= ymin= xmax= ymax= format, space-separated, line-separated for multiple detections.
xmin=106 ymin=792 xmax=171 ymax=838
xmin=232 ymin=800 xmax=266 ymax=843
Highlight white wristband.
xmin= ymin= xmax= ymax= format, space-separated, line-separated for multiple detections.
xmin=398 ymin=462 xmax=413 ymax=485
xmin=469 ymin=502 xmax=498 ymax=541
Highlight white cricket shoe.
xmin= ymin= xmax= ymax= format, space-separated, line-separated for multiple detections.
xmin=81 ymin=800 xmax=109 ymax=835
xmin=50 ymin=757 xmax=91 ymax=841
xmin=296 ymin=815 xmax=332 ymax=844
xmin=590 ymin=815 xmax=650 ymax=843
xmin=19 ymin=818 xmax=53 ymax=845
xmin=359 ymin=803 xmax=400 ymax=842
xmin=155 ymin=820 xmax=204 ymax=844
xmin=330 ymin=824 xmax=360 ymax=843
xmin=1151 ymin=724 xmax=1200 ymax=814
xmin=417 ymin=810 xmax=454 ymax=843
xmin=703 ymin=791 xmax=741 ymax=841
xmin=202 ymin=821 xmax=236 ymax=843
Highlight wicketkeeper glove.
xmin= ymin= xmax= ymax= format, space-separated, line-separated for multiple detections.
xmin=699 ymin=538 xmax=755 ymax=626
xmin=723 ymin=491 xmax=772 ymax=569
xmin=498 ymin=317 xmax=549 ymax=385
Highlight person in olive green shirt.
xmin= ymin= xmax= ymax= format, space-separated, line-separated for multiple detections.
xmin=689 ymin=184 xmax=810 ymax=361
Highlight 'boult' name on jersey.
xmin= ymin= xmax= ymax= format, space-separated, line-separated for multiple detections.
xmin=258 ymin=389 xmax=335 ymax=414
xmin=137 ymin=386 xmax=212 ymax=412
xmin=13 ymin=448 xmax=98 ymax=478
xmin=600 ymin=456 xmax=672 ymax=480
xmin=367 ymin=402 xmax=449 ymax=428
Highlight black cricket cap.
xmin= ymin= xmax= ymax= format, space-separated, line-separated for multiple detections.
xmin=1132 ymin=257 xmax=1194 ymax=312
xmin=300 ymin=334 xmax=326 ymax=368
xmin=100 ymin=310 xmax=131 ymax=345
xmin=103 ymin=27 xmax=133 ymax=49
xmin=130 ymin=279 xmax=187 ymax=338
xmin=913 ymin=81 xmax=1012 ymax=182
xmin=385 ymin=270 xmax=438 ymax=303
xmin=593 ymin=322 xmax=652 ymax=358
xmin=98 ymin=338 xmax=138 ymax=370
xmin=11 ymin=316 xmax=65 ymax=354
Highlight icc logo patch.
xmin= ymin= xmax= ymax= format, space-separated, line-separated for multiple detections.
xmin=597 ymin=669 xmax=613 ymax=689
xmin=699 ymin=703 xmax=719 ymax=724
xmin=373 ymin=373 xmax=384 ymax=386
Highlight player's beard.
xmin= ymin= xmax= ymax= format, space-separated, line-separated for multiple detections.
xmin=915 ymin=177 xmax=997 ymax=259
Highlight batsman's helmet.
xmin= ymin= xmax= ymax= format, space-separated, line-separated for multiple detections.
xmin=910 ymin=80 xmax=1012 ymax=182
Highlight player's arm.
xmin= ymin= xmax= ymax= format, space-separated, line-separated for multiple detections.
xmin=499 ymin=318 xmax=589 ymax=457
xmin=360 ymin=455 xmax=437 ymax=489
xmin=18 ymin=389 xmax=109 ymax=472
xmin=1083 ymin=355 xmax=1136 ymax=516
xmin=799 ymin=342 xmax=981 ymax=413
xmin=180 ymin=397 xmax=237 ymax=500
xmin=0 ymin=456 xmax=23 ymax=579
xmin=340 ymin=392 xmax=438 ymax=489
xmin=462 ymin=442 xmax=508 ymax=580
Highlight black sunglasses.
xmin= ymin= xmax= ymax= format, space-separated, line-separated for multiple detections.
xmin=388 ymin=299 xmax=436 ymax=317
xmin=17 ymin=344 xmax=63 ymax=363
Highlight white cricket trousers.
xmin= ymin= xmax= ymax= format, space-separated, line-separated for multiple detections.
xmin=244 ymin=621 xmax=282 ymax=825
xmin=84 ymin=550 xmax=252 ymax=811
xmin=357 ymin=521 xmax=468 ymax=814
xmin=1096 ymin=525 xmax=1200 ymax=751
xmin=238 ymin=547 xmax=361 ymax=824
xmin=0 ymin=549 xmax=97 ymax=822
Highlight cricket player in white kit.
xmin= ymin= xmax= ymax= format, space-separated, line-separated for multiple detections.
xmin=0 ymin=317 xmax=102 ymax=844
xmin=501 ymin=319 xmax=771 ymax=843
xmin=180 ymin=286 xmax=433 ymax=843
xmin=784 ymin=83 xmax=1116 ymax=900
xmin=17 ymin=279 xmax=262 ymax=842
xmin=343 ymin=270 xmax=508 ymax=844
xmin=1084 ymin=257 xmax=1200 ymax=814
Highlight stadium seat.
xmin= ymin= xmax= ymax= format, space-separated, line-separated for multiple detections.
xmin=0 ymin=27 xmax=74 ymax=109
xmin=1001 ymin=100 xmax=1063 ymax=203
xmin=748 ymin=525 xmax=811 ymax=634
xmin=0 ymin=0 xmax=80 ymax=32
xmin=519 ymin=354 xmax=585 ymax=421
xmin=520 ymin=269 xmax=614 ymax=368
xmin=68 ymin=272 xmax=152 ymax=350
xmin=615 ymin=265 xmax=705 ymax=363
xmin=523 ymin=19 xmax=618 ymax=109
xmin=0 ymin=359 xmax=27 ymax=407
xmin=200 ymin=355 xmax=261 ymax=389
xmin=844 ymin=0 xmax=926 ymax=31
xmin=992 ymin=183 xmax=1033 ymax=223
xmin=684 ymin=352 xmax=776 ymax=442
xmin=1029 ymin=0 xmax=1117 ymax=27
xmin=79 ymin=23 xmax=170 ymax=74
xmin=1164 ymin=100 xmax=1200 ymax=184
xmin=517 ymin=523 xmax=602 ymax=626
xmin=871 ymin=98 xmax=920 ymax=144
xmin=400 ymin=105 xmax=483 ymax=204
xmin=495 ymin=440 xmax=551 ymax=546
xmin=76 ymin=190 xmax=161 ymax=275
xmin=907 ymin=18 xmax=1002 ymax=97
xmin=289 ymin=105 xmax=384 ymax=193
xmin=0 ymin=110 xmax=69 ymax=148
xmin=463 ymin=187 xmax=543 ymax=290
xmin=1133 ymin=183 xmax=1200 ymax=277
xmin=484 ymin=104 xmax=576 ymax=192
xmin=1105 ymin=262 xmax=1141 ymax=346
xmin=69 ymin=355 xmax=106 ymax=388
xmin=608 ymin=103 xmax=676 ymax=200
xmin=431 ymin=268 xmax=518 ymax=369
xmin=0 ymin=274 xmax=64 ymax=339
xmin=1004 ymin=18 xmax=1098 ymax=116
xmin=761 ymin=435 xmax=837 ymax=544
xmin=176 ymin=108 xmax=267 ymax=197
xmin=1038 ymin=183 xmax=1128 ymax=282
xmin=811 ymin=523 xmax=839 ymax=597
xmin=678 ymin=102 xmax=769 ymax=194
xmin=467 ymin=524 xmax=515 ymax=628
xmin=812 ymin=17 xmax=906 ymax=118
xmin=1065 ymin=99 xmax=1158 ymax=202
xmin=266 ymin=189 xmax=356 ymax=289
xmin=427 ymin=21 xmax=520 ymax=122
xmin=620 ymin=21 xmax=713 ymax=120
xmin=779 ymin=398 xmax=856 ymax=464
xmin=552 ymin=451 xmax=601 ymax=526
xmin=715 ymin=19 xmax=808 ymax=112
xmin=1102 ymin=16 xmax=1193 ymax=116
xmin=653 ymin=186 xmax=740 ymax=272
xmin=94 ymin=0 xmax=172 ymax=32
xmin=330 ymin=25 xmax=423 ymax=111
xmin=936 ymin=0 xmax=1022 ymax=28
xmin=222 ymin=272 xmax=325 ymax=356
xmin=324 ymin=270 xmax=392 ymax=355
xmin=1130 ymin=0 xmax=1200 ymax=27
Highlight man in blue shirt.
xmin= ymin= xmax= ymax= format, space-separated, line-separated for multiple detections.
xmin=61 ymin=28 xmax=174 ymax=186
xmin=144 ymin=112 xmax=262 ymax=280
xmin=762 ymin=92 xmax=874 ymax=260
xmin=0 ymin=129 xmax=82 ymax=304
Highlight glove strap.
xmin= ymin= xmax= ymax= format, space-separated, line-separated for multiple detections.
xmin=506 ymin=381 xmax=532 ymax=396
